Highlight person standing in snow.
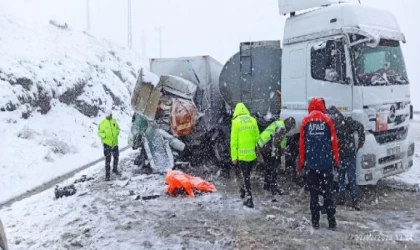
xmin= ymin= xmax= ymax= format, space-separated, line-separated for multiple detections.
xmin=98 ymin=109 xmax=121 ymax=181
xmin=257 ymin=117 xmax=296 ymax=196
xmin=230 ymin=103 xmax=260 ymax=208
xmin=327 ymin=106 xmax=365 ymax=211
xmin=298 ymin=98 xmax=340 ymax=230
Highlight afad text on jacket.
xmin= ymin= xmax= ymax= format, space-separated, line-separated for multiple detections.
xmin=298 ymin=98 xmax=339 ymax=172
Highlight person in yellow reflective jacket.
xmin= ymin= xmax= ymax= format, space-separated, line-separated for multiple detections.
xmin=230 ymin=103 xmax=260 ymax=208
xmin=257 ymin=117 xmax=296 ymax=196
xmin=98 ymin=109 xmax=121 ymax=181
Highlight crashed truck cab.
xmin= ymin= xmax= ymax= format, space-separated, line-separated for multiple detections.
xmin=278 ymin=0 xmax=415 ymax=184
xmin=129 ymin=56 xmax=228 ymax=172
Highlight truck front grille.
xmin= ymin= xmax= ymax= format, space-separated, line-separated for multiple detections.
xmin=383 ymin=164 xmax=398 ymax=174
xmin=372 ymin=127 xmax=407 ymax=145
xmin=378 ymin=153 xmax=403 ymax=165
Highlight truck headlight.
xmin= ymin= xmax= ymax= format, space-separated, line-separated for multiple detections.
xmin=408 ymin=143 xmax=415 ymax=157
xmin=362 ymin=154 xmax=376 ymax=169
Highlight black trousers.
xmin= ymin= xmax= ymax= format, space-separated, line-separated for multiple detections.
xmin=263 ymin=154 xmax=280 ymax=192
xmin=104 ymin=144 xmax=119 ymax=177
xmin=239 ymin=161 xmax=255 ymax=198
xmin=307 ymin=169 xmax=336 ymax=224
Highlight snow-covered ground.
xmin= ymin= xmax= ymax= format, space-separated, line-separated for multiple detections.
xmin=0 ymin=11 xmax=419 ymax=250
xmin=0 ymin=14 xmax=145 ymax=204
xmin=391 ymin=115 xmax=420 ymax=185
xmin=0 ymin=117 xmax=419 ymax=250
xmin=0 ymin=103 xmax=131 ymax=203
xmin=1 ymin=152 xmax=420 ymax=249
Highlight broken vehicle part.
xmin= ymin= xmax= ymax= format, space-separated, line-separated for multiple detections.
xmin=74 ymin=175 xmax=94 ymax=184
xmin=54 ymin=184 xmax=77 ymax=199
xmin=130 ymin=57 xmax=230 ymax=171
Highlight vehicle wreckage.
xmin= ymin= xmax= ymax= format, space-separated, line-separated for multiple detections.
xmin=129 ymin=56 xmax=231 ymax=172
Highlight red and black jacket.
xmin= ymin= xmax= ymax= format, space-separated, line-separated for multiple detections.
xmin=298 ymin=98 xmax=339 ymax=173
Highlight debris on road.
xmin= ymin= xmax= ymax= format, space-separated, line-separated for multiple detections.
xmin=135 ymin=195 xmax=161 ymax=201
xmin=266 ymin=215 xmax=276 ymax=220
xmin=73 ymin=175 xmax=94 ymax=184
xmin=54 ymin=184 xmax=77 ymax=199
xmin=165 ymin=169 xmax=216 ymax=198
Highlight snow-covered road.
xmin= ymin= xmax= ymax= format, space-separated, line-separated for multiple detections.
xmin=1 ymin=119 xmax=419 ymax=250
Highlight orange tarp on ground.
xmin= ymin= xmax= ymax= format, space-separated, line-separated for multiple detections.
xmin=165 ymin=170 xmax=217 ymax=198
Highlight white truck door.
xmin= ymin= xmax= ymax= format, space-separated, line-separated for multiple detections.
xmin=306 ymin=38 xmax=353 ymax=112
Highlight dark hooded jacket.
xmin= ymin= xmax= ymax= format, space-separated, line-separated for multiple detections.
xmin=298 ymin=98 xmax=339 ymax=172
xmin=327 ymin=106 xmax=365 ymax=159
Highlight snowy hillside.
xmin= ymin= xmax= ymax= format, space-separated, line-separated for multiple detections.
xmin=0 ymin=14 xmax=145 ymax=203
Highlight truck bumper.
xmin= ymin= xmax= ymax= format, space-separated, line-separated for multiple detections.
xmin=356 ymin=128 xmax=415 ymax=185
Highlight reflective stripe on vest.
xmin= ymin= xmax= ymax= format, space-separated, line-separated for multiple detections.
xmin=239 ymin=148 xmax=255 ymax=154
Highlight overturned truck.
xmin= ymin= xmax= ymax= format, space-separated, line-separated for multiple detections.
xmin=129 ymin=56 xmax=230 ymax=172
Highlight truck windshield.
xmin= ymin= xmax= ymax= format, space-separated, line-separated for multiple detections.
xmin=351 ymin=39 xmax=409 ymax=86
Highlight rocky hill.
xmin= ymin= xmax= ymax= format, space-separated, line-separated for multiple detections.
xmin=0 ymin=14 xmax=145 ymax=203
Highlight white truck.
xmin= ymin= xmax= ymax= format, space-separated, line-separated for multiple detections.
xmin=280 ymin=0 xmax=414 ymax=185
xmin=220 ymin=0 xmax=415 ymax=185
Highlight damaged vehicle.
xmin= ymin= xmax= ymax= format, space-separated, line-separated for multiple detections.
xmin=129 ymin=56 xmax=230 ymax=172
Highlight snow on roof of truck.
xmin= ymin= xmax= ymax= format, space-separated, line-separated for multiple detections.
xmin=283 ymin=3 xmax=404 ymax=45
xmin=142 ymin=69 xmax=160 ymax=87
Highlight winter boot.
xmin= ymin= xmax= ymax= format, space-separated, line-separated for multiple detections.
xmin=311 ymin=209 xmax=320 ymax=229
xmin=239 ymin=188 xmax=246 ymax=199
xmin=328 ymin=216 xmax=337 ymax=230
xmin=105 ymin=175 xmax=110 ymax=181
xmin=271 ymin=187 xmax=284 ymax=196
xmin=352 ymin=200 xmax=361 ymax=211
xmin=112 ymin=168 xmax=121 ymax=176
xmin=337 ymin=197 xmax=345 ymax=206
xmin=243 ymin=197 xmax=254 ymax=208
xmin=312 ymin=222 xmax=320 ymax=230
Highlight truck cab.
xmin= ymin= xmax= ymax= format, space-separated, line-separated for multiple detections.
xmin=279 ymin=0 xmax=415 ymax=184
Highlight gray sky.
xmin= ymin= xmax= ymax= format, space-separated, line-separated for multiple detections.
xmin=2 ymin=0 xmax=419 ymax=108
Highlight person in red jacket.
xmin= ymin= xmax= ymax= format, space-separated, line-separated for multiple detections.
xmin=298 ymin=98 xmax=339 ymax=230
